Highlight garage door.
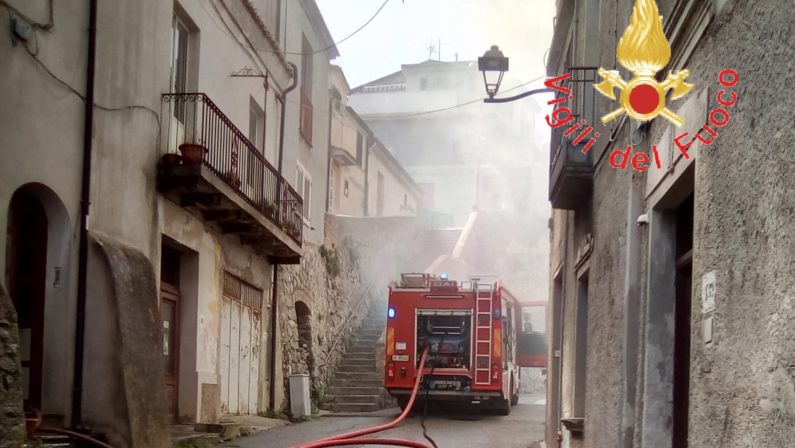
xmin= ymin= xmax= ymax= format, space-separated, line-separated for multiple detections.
xmin=220 ymin=272 xmax=263 ymax=415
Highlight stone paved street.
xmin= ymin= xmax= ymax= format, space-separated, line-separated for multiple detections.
xmin=223 ymin=394 xmax=545 ymax=448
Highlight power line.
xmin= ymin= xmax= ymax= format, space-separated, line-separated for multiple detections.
xmin=389 ymin=74 xmax=549 ymax=117
xmin=204 ymin=0 xmax=391 ymax=57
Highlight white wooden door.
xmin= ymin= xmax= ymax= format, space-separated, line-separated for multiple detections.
xmin=220 ymin=273 xmax=263 ymax=415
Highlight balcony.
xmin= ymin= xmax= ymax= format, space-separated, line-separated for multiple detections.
xmin=549 ymin=67 xmax=597 ymax=210
xmin=157 ymin=93 xmax=302 ymax=264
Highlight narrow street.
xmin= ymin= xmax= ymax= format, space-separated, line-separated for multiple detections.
xmin=223 ymin=394 xmax=545 ymax=448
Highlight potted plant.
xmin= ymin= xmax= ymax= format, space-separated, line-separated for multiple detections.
xmin=179 ymin=142 xmax=207 ymax=165
xmin=160 ymin=152 xmax=182 ymax=166
xmin=24 ymin=405 xmax=41 ymax=440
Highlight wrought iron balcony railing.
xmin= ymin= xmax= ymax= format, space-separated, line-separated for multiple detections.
xmin=161 ymin=93 xmax=303 ymax=246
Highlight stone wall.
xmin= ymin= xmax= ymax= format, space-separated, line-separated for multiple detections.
xmin=0 ymin=285 xmax=24 ymax=447
xmin=277 ymin=241 xmax=367 ymax=409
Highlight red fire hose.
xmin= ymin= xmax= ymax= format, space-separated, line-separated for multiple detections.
xmin=293 ymin=347 xmax=433 ymax=448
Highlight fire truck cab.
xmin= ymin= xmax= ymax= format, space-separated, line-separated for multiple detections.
xmin=385 ymin=273 xmax=522 ymax=415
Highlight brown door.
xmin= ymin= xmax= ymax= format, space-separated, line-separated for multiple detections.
xmin=161 ymin=284 xmax=179 ymax=420
xmin=5 ymin=190 xmax=48 ymax=410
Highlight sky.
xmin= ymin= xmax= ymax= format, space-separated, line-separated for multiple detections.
xmin=315 ymin=0 xmax=557 ymax=91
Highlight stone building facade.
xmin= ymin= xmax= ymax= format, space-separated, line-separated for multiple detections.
xmin=0 ymin=0 xmax=342 ymax=444
xmin=545 ymin=1 xmax=795 ymax=448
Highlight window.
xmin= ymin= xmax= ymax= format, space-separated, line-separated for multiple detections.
xmin=299 ymin=35 xmax=314 ymax=144
xmin=573 ymin=271 xmax=589 ymax=419
xmin=170 ymin=17 xmax=190 ymax=122
xmin=171 ymin=18 xmax=189 ymax=95
xmin=356 ymin=132 xmax=364 ymax=166
xmin=300 ymin=35 xmax=313 ymax=97
xmin=296 ymin=164 xmax=312 ymax=222
xmin=248 ymin=97 xmax=265 ymax=152
xmin=376 ymin=172 xmax=385 ymax=217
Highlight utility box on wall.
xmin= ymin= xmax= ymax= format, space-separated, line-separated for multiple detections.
xmin=289 ymin=374 xmax=311 ymax=418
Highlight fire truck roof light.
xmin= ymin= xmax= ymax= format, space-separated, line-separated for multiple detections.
xmin=440 ymin=273 xmax=449 ymax=280
xmin=388 ymin=307 xmax=396 ymax=319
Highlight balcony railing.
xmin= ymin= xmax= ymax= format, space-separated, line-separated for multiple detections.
xmin=161 ymin=93 xmax=303 ymax=246
xmin=549 ymin=67 xmax=598 ymax=210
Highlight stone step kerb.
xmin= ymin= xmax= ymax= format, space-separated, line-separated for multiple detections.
xmin=333 ymin=371 xmax=381 ymax=379
xmin=336 ymin=364 xmax=377 ymax=373
xmin=330 ymin=378 xmax=383 ymax=388
xmin=327 ymin=386 xmax=383 ymax=396
xmin=332 ymin=402 xmax=380 ymax=413
xmin=326 ymin=394 xmax=380 ymax=404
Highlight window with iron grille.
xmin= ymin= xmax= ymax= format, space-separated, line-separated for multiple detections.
xmin=223 ymin=271 xmax=264 ymax=311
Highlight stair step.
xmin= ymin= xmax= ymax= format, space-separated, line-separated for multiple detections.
xmin=342 ymin=356 xmax=376 ymax=363
xmin=332 ymin=402 xmax=380 ymax=413
xmin=333 ymin=370 xmax=381 ymax=379
xmin=347 ymin=348 xmax=376 ymax=355
xmin=340 ymin=358 xmax=374 ymax=366
xmin=326 ymin=394 xmax=380 ymax=404
xmin=327 ymin=386 xmax=383 ymax=396
xmin=330 ymin=378 xmax=383 ymax=388
xmin=337 ymin=362 xmax=376 ymax=373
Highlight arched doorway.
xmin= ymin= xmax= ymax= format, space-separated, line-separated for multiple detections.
xmin=295 ymin=301 xmax=314 ymax=372
xmin=6 ymin=189 xmax=48 ymax=409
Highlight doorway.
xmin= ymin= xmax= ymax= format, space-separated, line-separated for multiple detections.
xmin=160 ymin=245 xmax=181 ymax=421
xmin=5 ymin=190 xmax=48 ymax=410
xmin=672 ymin=194 xmax=694 ymax=447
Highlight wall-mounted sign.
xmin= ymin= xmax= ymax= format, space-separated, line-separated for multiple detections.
xmin=701 ymin=270 xmax=716 ymax=314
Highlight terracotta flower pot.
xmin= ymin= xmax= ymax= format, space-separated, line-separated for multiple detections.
xmin=179 ymin=143 xmax=207 ymax=165
xmin=160 ymin=153 xmax=182 ymax=166
xmin=24 ymin=406 xmax=41 ymax=440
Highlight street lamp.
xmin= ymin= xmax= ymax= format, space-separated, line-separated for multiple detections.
xmin=478 ymin=46 xmax=553 ymax=103
xmin=478 ymin=45 xmax=509 ymax=99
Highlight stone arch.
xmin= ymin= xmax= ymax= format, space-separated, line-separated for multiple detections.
xmin=295 ymin=301 xmax=312 ymax=350
xmin=5 ymin=182 xmax=72 ymax=419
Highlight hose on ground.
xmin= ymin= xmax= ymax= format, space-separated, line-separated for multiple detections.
xmin=293 ymin=346 xmax=433 ymax=448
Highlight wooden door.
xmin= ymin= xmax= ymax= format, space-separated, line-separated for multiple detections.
xmin=160 ymin=284 xmax=179 ymax=420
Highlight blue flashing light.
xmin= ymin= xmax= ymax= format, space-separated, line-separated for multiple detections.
xmin=388 ymin=307 xmax=396 ymax=319
xmin=440 ymin=272 xmax=449 ymax=280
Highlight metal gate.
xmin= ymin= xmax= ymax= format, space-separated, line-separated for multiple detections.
xmin=220 ymin=272 xmax=263 ymax=414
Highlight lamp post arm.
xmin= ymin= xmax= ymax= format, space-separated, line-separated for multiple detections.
xmin=483 ymin=87 xmax=555 ymax=103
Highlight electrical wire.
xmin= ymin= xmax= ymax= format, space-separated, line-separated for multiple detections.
xmin=23 ymin=50 xmax=161 ymax=152
xmin=203 ymin=0 xmax=391 ymax=57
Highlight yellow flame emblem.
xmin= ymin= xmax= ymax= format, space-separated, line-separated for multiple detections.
xmin=594 ymin=0 xmax=693 ymax=126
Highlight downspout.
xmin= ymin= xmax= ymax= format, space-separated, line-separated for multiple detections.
xmin=72 ymin=0 xmax=98 ymax=428
xmin=556 ymin=212 xmax=569 ymax=446
xmin=268 ymin=265 xmax=279 ymax=411
xmin=270 ymin=62 xmax=298 ymax=412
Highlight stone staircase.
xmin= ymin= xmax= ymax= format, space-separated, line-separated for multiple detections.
xmin=325 ymin=302 xmax=389 ymax=412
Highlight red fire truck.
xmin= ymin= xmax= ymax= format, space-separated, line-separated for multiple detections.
xmin=384 ymin=273 xmax=534 ymax=415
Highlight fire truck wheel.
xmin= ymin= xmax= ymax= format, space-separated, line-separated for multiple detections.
xmin=510 ymin=379 xmax=520 ymax=406
xmin=495 ymin=397 xmax=511 ymax=416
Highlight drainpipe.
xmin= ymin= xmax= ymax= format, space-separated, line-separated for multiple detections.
xmin=72 ymin=0 xmax=98 ymax=428
xmin=270 ymin=62 xmax=297 ymax=412
xmin=268 ymin=265 xmax=279 ymax=411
